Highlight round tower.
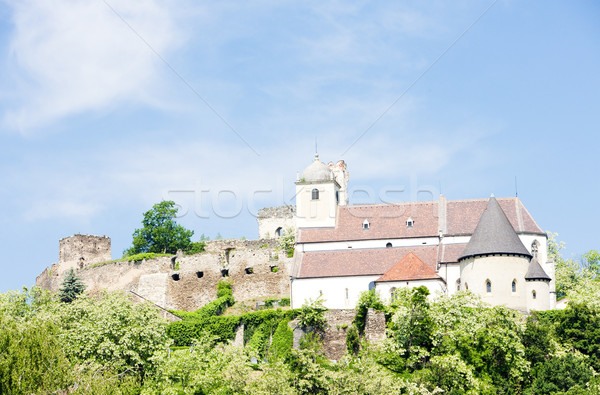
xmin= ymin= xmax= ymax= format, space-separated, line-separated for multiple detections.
xmin=458 ymin=196 xmax=532 ymax=312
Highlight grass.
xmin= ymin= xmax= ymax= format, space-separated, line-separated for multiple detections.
xmin=87 ymin=252 xmax=172 ymax=268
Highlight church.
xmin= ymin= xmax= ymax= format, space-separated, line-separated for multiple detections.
xmin=273 ymin=154 xmax=555 ymax=313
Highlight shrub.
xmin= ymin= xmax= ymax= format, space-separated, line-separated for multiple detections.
xmin=279 ymin=297 xmax=291 ymax=307
xmin=298 ymin=297 xmax=327 ymax=331
xmin=353 ymin=290 xmax=385 ymax=335
xmin=527 ymin=353 xmax=595 ymax=394
xmin=346 ymin=324 xmax=360 ymax=355
xmin=271 ymin=319 xmax=294 ymax=362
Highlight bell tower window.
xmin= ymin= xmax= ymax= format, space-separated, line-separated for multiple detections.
xmin=531 ymin=241 xmax=539 ymax=259
xmin=311 ymin=188 xmax=319 ymax=200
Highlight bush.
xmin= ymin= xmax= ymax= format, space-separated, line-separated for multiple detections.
xmin=346 ymin=324 xmax=360 ymax=355
xmin=353 ymin=290 xmax=385 ymax=335
xmin=279 ymin=297 xmax=291 ymax=307
xmin=271 ymin=319 xmax=294 ymax=362
xmin=186 ymin=241 xmax=207 ymax=255
xmin=527 ymin=353 xmax=595 ymax=394
xmin=298 ymin=297 xmax=327 ymax=331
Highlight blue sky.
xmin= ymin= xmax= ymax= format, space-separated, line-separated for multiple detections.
xmin=0 ymin=1 xmax=598 ymax=292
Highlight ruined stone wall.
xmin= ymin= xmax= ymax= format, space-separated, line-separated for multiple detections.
xmin=58 ymin=234 xmax=111 ymax=273
xmin=290 ymin=309 xmax=386 ymax=360
xmin=257 ymin=206 xmax=296 ymax=239
xmin=37 ymin=239 xmax=292 ymax=312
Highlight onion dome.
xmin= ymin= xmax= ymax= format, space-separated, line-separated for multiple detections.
xmin=459 ymin=196 xmax=531 ymax=261
xmin=301 ymin=153 xmax=333 ymax=182
xmin=525 ymin=259 xmax=551 ymax=281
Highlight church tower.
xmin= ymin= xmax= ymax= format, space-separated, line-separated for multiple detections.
xmin=458 ymin=196 xmax=536 ymax=312
xmin=295 ymin=154 xmax=341 ymax=228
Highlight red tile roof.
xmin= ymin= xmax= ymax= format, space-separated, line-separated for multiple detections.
xmin=297 ymin=197 xmax=544 ymax=244
xmin=440 ymin=243 xmax=467 ymax=263
xmin=446 ymin=198 xmax=542 ymax=236
xmin=295 ymin=246 xmax=438 ymax=279
xmin=376 ymin=252 xmax=442 ymax=282
xmin=298 ymin=202 xmax=439 ymax=243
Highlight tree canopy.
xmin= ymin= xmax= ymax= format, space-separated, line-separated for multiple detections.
xmin=125 ymin=200 xmax=194 ymax=256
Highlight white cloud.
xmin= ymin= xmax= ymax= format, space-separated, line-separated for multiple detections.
xmin=2 ymin=0 xmax=185 ymax=131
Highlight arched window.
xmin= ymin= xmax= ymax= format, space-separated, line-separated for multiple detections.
xmin=486 ymin=280 xmax=492 ymax=293
xmin=312 ymin=188 xmax=319 ymax=200
xmin=512 ymin=279 xmax=517 ymax=293
xmin=390 ymin=287 xmax=397 ymax=301
xmin=532 ymin=290 xmax=537 ymax=300
xmin=465 ymin=282 xmax=469 ymax=290
xmin=531 ymin=241 xmax=539 ymax=259
xmin=386 ymin=242 xmax=392 ymax=248
xmin=336 ymin=191 xmax=339 ymax=203
xmin=275 ymin=227 xmax=282 ymax=237
xmin=456 ymin=279 xmax=461 ymax=291
xmin=345 ymin=288 xmax=349 ymax=301
xmin=363 ymin=219 xmax=370 ymax=230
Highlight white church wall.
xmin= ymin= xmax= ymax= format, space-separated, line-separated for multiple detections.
xmin=526 ymin=280 xmax=551 ymax=312
xmin=460 ymin=255 xmax=530 ymax=312
xmin=300 ymin=237 xmax=439 ymax=252
xmin=439 ymin=262 xmax=461 ymax=295
xmin=291 ymin=275 xmax=379 ymax=309
xmin=375 ymin=279 xmax=445 ymax=302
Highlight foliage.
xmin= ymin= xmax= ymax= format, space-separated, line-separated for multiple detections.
xmin=353 ymin=290 xmax=386 ymax=335
xmin=89 ymin=252 xmax=171 ymax=268
xmin=186 ymin=241 xmax=207 ymax=255
xmin=346 ymin=324 xmax=360 ymax=355
xmin=527 ymin=353 xmax=595 ymax=394
xmin=387 ymin=286 xmax=433 ymax=371
xmin=523 ymin=312 xmax=555 ymax=366
xmin=555 ymin=302 xmax=600 ymax=371
xmin=270 ymin=319 xmax=294 ymax=362
xmin=167 ymin=316 xmax=242 ymax=347
xmin=125 ymin=200 xmax=194 ymax=256
xmin=170 ymin=281 xmax=234 ymax=322
xmin=298 ymin=296 xmax=328 ymax=330
xmin=58 ymin=268 xmax=86 ymax=303
xmin=144 ymin=336 xmax=252 ymax=394
xmin=277 ymin=227 xmax=296 ymax=258
xmin=55 ymin=291 xmax=169 ymax=381
xmin=279 ymin=297 xmax=290 ymax=306
xmin=0 ymin=313 xmax=72 ymax=394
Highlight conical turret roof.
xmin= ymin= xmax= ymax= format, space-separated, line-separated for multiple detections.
xmin=459 ymin=196 xmax=531 ymax=261
xmin=525 ymin=258 xmax=551 ymax=281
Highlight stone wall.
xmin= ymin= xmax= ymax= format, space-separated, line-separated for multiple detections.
xmin=257 ymin=206 xmax=296 ymax=239
xmin=58 ymin=234 xmax=111 ymax=274
xmin=37 ymin=238 xmax=292 ymax=312
xmin=290 ymin=309 xmax=386 ymax=360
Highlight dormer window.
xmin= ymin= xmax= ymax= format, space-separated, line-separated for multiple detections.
xmin=311 ymin=188 xmax=319 ymax=200
xmin=406 ymin=217 xmax=414 ymax=228
xmin=363 ymin=219 xmax=370 ymax=230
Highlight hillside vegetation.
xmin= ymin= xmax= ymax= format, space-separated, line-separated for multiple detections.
xmin=1 ymin=235 xmax=599 ymax=394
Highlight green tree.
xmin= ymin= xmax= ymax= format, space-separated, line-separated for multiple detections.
xmin=58 ymin=268 xmax=86 ymax=303
xmin=125 ymin=200 xmax=194 ymax=255
xmin=56 ymin=291 xmax=169 ymax=382
xmin=527 ymin=353 xmax=594 ymax=394
xmin=555 ymin=302 xmax=600 ymax=371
